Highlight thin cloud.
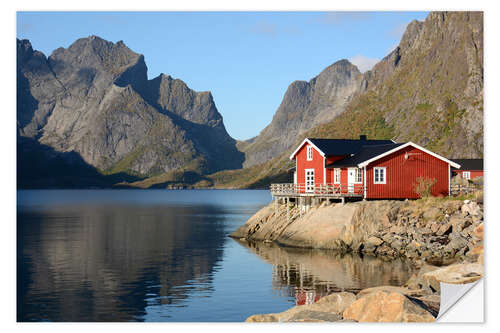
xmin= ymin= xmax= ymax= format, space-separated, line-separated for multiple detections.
xmin=349 ymin=54 xmax=380 ymax=73
xmin=315 ymin=12 xmax=374 ymax=25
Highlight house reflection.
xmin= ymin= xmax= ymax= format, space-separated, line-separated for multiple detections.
xmin=235 ymin=240 xmax=415 ymax=305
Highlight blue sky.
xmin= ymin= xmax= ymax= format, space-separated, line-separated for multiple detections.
xmin=17 ymin=11 xmax=428 ymax=140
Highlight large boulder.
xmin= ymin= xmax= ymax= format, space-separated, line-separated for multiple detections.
xmin=357 ymin=285 xmax=426 ymax=298
xmin=421 ymin=262 xmax=483 ymax=293
xmin=342 ymin=291 xmax=435 ymax=322
xmin=461 ymin=201 xmax=482 ymax=217
xmin=245 ymin=292 xmax=357 ymax=322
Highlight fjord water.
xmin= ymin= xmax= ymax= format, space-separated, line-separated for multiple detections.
xmin=17 ymin=190 xmax=414 ymax=322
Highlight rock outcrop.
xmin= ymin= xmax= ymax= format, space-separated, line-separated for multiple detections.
xmin=17 ymin=36 xmax=243 ymax=187
xmin=242 ymin=196 xmax=484 ymax=322
xmin=342 ymin=290 xmax=435 ymax=322
xmin=231 ymin=198 xmax=483 ymax=264
xmin=246 ymin=292 xmax=357 ymax=322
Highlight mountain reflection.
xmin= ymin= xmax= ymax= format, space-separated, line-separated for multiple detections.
xmin=17 ymin=203 xmax=228 ymax=322
xmin=235 ymin=240 xmax=415 ymax=305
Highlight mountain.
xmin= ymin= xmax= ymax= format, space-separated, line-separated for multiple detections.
xmin=309 ymin=11 xmax=483 ymax=158
xmin=17 ymin=36 xmax=243 ymax=187
xmin=241 ymin=59 xmax=362 ymax=167
xmin=208 ymin=11 xmax=483 ymax=189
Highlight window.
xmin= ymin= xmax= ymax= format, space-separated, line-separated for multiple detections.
xmin=463 ymin=171 xmax=471 ymax=180
xmin=307 ymin=146 xmax=313 ymax=161
xmin=334 ymin=168 xmax=340 ymax=184
xmin=374 ymin=167 xmax=386 ymax=184
xmin=355 ymin=168 xmax=363 ymax=183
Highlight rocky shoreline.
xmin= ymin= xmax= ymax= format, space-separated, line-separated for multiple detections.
xmin=231 ymin=197 xmax=484 ymax=322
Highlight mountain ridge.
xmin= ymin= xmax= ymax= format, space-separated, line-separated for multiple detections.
xmin=17 ymin=36 xmax=243 ymax=187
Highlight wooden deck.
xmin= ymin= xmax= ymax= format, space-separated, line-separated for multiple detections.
xmin=270 ymin=183 xmax=364 ymax=198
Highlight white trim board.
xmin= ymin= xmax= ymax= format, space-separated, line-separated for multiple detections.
xmin=357 ymin=141 xmax=461 ymax=169
xmin=289 ymin=138 xmax=326 ymax=160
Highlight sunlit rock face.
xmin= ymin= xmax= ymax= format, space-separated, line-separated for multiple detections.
xmin=17 ymin=36 xmax=243 ymax=185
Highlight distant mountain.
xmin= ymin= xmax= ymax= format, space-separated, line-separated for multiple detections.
xmin=209 ymin=11 xmax=483 ymax=189
xmin=241 ymin=59 xmax=362 ymax=167
xmin=17 ymin=36 xmax=243 ymax=187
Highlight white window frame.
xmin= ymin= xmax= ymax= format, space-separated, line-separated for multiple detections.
xmin=306 ymin=145 xmax=313 ymax=161
xmin=374 ymin=167 xmax=386 ymax=184
xmin=463 ymin=171 xmax=471 ymax=180
xmin=334 ymin=168 xmax=341 ymax=184
xmin=355 ymin=168 xmax=363 ymax=183
xmin=305 ymin=168 xmax=315 ymax=192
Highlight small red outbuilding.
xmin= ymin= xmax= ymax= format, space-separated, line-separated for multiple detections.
xmin=451 ymin=159 xmax=483 ymax=180
xmin=289 ymin=136 xmax=461 ymax=199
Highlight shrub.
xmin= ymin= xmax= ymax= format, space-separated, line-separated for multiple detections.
xmin=451 ymin=174 xmax=469 ymax=186
xmin=413 ymin=177 xmax=437 ymax=198
xmin=472 ymin=176 xmax=484 ymax=187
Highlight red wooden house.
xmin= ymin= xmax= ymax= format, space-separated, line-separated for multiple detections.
xmin=287 ymin=136 xmax=461 ymax=199
xmin=451 ymin=159 xmax=483 ymax=180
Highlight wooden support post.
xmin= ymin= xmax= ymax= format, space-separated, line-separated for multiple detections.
xmin=286 ymin=197 xmax=290 ymax=222
xmin=299 ymin=197 xmax=302 ymax=217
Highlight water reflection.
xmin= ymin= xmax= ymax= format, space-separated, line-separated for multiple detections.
xmin=17 ymin=203 xmax=229 ymax=321
xmin=236 ymin=240 xmax=415 ymax=305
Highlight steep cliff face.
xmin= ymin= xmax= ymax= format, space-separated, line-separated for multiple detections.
xmin=310 ymin=11 xmax=483 ymax=158
xmin=242 ymin=59 xmax=362 ymax=167
xmin=17 ymin=36 xmax=243 ymax=186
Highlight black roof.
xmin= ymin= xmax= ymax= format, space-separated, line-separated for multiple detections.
xmin=451 ymin=159 xmax=483 ymax=170
xmin=308 ymin=138 xmax=395 ymax=156
xmin=326 ymin=143 xmax=405 ymax=168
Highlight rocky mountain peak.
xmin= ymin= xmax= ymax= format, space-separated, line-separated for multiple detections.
xmin=17 ymin=36 xmax=243 ymax=184
xmin=399 ymin=20 xmax=424 ymax=51
xmin=241 ymin=58 xmax=362 ymax=167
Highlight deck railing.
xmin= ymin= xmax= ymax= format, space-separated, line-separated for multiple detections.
xmin=270 ymin=183 xmax=364 ymax=197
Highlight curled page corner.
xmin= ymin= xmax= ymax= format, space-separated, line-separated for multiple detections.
xmin=436 ymin=278 xmax=483 ymax=322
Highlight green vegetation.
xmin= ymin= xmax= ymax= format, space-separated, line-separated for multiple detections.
xmin=103 ymin=145 xmax=147 ymax=176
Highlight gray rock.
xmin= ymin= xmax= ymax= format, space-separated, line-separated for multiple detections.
xmin=241 ymin=59 xmax=363 ymax=167
xmin=17 ymin=37 xmax=244 ymax=185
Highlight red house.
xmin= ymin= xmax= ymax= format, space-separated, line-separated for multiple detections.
xmin=451 ymin=159 xmax=483 ymax=180
xmin=287 ymin=136 xmax=461 ymax=199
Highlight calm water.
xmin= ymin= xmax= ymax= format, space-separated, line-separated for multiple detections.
xmin=17 ymin=189 xmax=415 ymax=322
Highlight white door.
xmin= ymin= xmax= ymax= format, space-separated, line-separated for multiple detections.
xmin=347 ymin=168 xmax=355 ymax=193
xmin=305 ymin=169 xmax=315 ymax=193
